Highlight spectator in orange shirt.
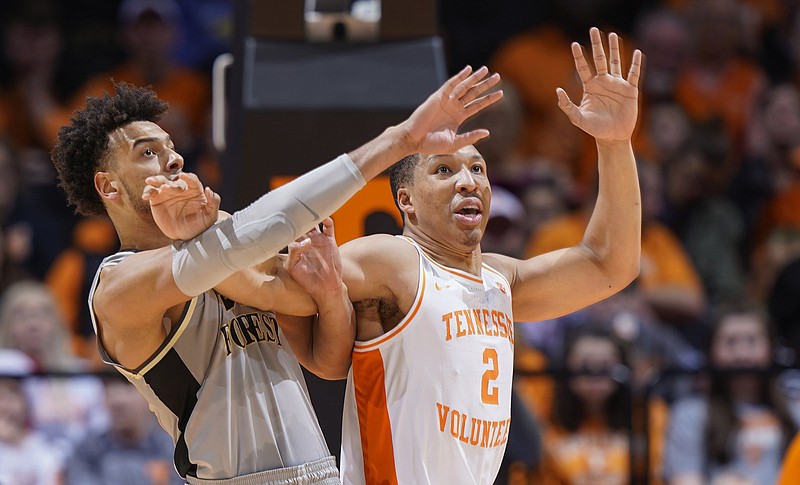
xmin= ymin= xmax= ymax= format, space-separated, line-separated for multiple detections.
xmin=45 ymin=216 xmax=119 ymax=363
xmin=537 ymin=323 xmax=667 ymax=485
xmin=673 ymin=0 xmax=767 ymax=151
xmin=489 ymin=1 xmax=630 ymax=190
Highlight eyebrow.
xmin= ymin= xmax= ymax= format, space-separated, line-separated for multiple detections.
xmin=132 ymin=136 xmax=172 ymax=148
xmin=428 ymin=154 xmax=484 ymax=162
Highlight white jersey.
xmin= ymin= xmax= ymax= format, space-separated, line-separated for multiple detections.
xmin=88 ymin=251 xmax=338 ymax=484
xmin=340 ymin=237 xmax=514 ymax=484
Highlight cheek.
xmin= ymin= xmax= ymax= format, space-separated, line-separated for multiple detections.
xmin=711 ymin=347 xmax=734 ymax=366
xmin=753 ymin=342 xmax=772 ymax=363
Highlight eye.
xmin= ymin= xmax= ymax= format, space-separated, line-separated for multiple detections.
xmin=471 ymin=164 xmax=485 ymax=174
xmin=142 ymin=148 xmax=156 ymax=158
xmin=436 ymin=165 xmax=451 ymax=174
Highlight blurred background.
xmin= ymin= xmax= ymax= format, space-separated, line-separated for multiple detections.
xmin=2 ymin=0 xmax=800 ymax=483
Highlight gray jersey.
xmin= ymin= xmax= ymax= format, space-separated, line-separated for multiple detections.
xmin=88 ymin=251 xmax=333 ymax=482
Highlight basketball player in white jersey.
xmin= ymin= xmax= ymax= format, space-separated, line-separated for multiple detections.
xmin=336 ymin=27 xmax=643 ymax=483
xmin=50 ymin=66 xmax=502 ymax=484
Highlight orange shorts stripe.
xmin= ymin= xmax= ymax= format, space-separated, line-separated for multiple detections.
xmin=353 ymin=350 xmax=398 ymax=484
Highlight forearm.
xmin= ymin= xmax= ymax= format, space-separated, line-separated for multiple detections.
xmin=582 ymin=140 xmax=641 ymax=285
xmin=212 ymin=261 xmax=319 ymax=316
xmin=309 ymin=285 xmax=356 ymax=379
xmin=172 ymin=154 xmax=365 ymax=296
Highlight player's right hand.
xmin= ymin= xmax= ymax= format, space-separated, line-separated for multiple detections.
xmin=143 ymin=172 xmax=221 ymax=241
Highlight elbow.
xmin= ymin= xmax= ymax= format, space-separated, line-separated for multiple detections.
xmin=609 ymin=252 xmax=640 ymax=291
xmin=624 ymin=254 xmax=641 ymax=286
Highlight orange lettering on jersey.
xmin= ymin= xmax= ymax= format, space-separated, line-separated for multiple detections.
xmin=438 ymin=308 xmax=514 ymax=344
xmin=437 ymin=403 xmax=450 ymax=432
xmin=494 ymin=420 xmax=505 ymax=447
xmin=459 ymin=413 xmax=470 ymax=443
xmin=450 ymin=410 xmax=461 ymax=439
xmin=463 ymin=309 xmax=476 ymax=336
xmin=469 ymin=418 xmax=481 ymax=446
xmin=435 ymin=402 xmax=510 ymax=450
xmin=472 ymin=309 xmax=485 ymax=336
xmin=500 ymin=418 xmax=511 ymax=446
xmin=441 ymin=313 xmax=454 ymax=341
xmin=454 ymin=311 xmax=466 ymax=338
xmin=481 ymin=420 xmax=491 ymax=448
xmin=496 ymin=313 xmax=508 ymax=339
xmin=490 ymin=310 xmax=501 ymax=337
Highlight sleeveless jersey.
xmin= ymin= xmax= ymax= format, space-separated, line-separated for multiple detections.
xmin=340 ymin=237 xmax=515 ymax=484
xmin=88 ymin=251 xmax=334 ymax=482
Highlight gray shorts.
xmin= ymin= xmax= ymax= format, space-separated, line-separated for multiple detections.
xmin=185 ymin=456 xmax=340 ymax=485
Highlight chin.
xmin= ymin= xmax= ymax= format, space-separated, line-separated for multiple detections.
xmin=461 ymin=231 xmax=482 ymax=248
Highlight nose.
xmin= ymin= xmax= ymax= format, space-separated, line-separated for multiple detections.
xmin=166 ymin=149 xmax=184 ymax=173
xmin=455 ymin=167 xmax=478 ymax=192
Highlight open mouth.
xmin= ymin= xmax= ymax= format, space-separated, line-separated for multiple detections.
xmin=454 ymin=205 xmax=483 ymax=225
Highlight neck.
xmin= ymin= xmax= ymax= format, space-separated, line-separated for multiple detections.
xmin=402 ymin=228 xmax=483 ymax=275
xmin=110 ymin=213 xmax=171 ymax=251
xmin=729 ymin=376 xmax=762 ymax=404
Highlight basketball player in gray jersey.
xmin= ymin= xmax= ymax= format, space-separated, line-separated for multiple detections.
xmin=51 ymin=68 xmax=502 ymax=484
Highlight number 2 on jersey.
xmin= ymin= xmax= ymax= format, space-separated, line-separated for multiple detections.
xmin=481 ymin=348 xmax=499 ymax=405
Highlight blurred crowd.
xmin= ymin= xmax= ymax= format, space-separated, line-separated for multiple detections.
xmin=467 ymin=0 xmax=800 ymax=483
xmin=1 ymin=0 xmax=800 ymax=483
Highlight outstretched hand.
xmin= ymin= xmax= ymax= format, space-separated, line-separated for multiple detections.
xmin=143 ymin=172 xmax=220 ymax=241
xmin=285 ymin=218 xmax=345 ymax=297
xmin=557 ymin=27 xmax=642 ymax=141
xmin=401 ymin=65 xmax=504 ymax=154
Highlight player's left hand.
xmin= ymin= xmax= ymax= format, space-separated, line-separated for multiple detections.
xmin=143 ymin=172 xmax=220 ymax=241
xmin=285 ymin=218 xmax=345 ymax=297
xmin=557 ymin=27 xmax=642 ymax=142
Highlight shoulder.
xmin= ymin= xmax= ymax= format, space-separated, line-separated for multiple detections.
xmin=482 ymin=252 xmax=518 ymax=286
xmin=341 ymin=234 xmax=417 ymax=264
xmin=341 ymin=235 xmax=419 ymax=302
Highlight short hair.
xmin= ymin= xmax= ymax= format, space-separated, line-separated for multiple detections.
xmin=387 ymin=153 xmax=421 ymax=217
xmin=51 ymin=82 xmax=168 ymax=215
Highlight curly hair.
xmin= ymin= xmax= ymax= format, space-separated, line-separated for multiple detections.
xmin=51 ymin=82 xmax=168 ymax=215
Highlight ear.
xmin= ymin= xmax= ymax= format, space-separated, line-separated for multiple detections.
xmin=397 ymin=187 xmax=416 ymax=223
xmin=94 ymin=172 xmax=120 ymax=202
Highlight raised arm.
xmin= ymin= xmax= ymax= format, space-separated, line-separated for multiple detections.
xmin=494 ymin=27 xmax=642 ymax=322
xmin=144 ymin=67 xmax=503 ymax=298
